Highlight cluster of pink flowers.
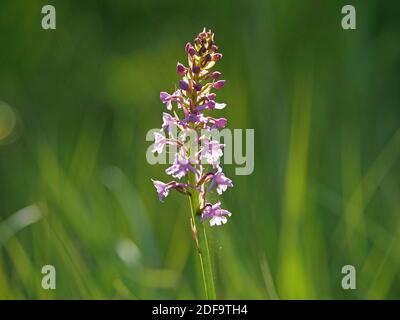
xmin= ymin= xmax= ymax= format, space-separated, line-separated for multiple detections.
xmin=151 ymin=29 xmax=233 ymax=227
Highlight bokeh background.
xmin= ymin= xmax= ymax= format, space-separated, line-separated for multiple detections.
xmin=0 ymin=0 xmax=399 ymax=299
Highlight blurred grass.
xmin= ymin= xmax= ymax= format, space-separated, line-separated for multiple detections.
xmin=0 ymin=0 xmax=399 ymax=299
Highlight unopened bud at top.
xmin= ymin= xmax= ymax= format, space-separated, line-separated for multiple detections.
xmin=185 ymin=42 xmax=196 ymax=56
xmin=199 ymin=46 xmax=207 ymax=55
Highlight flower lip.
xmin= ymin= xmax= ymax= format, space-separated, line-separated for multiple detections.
xmin=160 ymin=91 xmax=170 ymax=102
xmin=152 ymin=131 xmax=167 ymax=154
xmin=209 ymin=171 xmax=233 ymax=195
xmin=151 ymin=179 xmax=176 ymax=202
xmin=162 ymin=112 xmax=177 ymax=133
xmin=200 ymin=138 xmax=224 ymax=168
xmin=166 ymin=153 xmax=199 ymax=179
xmin=160 ymin=91 xmax=180 ymax=110
xmin=201 ymin=201 xmax=232 ymax=226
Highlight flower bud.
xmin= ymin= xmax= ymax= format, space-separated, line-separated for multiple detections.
xmin=185 ymin=42 xmax=196 ymax=56
xmin=185 ymin=42 xmax=191 ymax=53
xmin=213 ymin=80 xmax=225 ymax=89
xmin=214 ymin=118 xmax=227 ymax=128
xmin=179 ymin=80 xmax=190 ymax=91
xmin=205 ymin=54 xmax=212 ymax=62
xmin=213 ymin=53 xmax=223 ymax=61
xmin=211 ymin=71 xmax=221 ymax=79
xmin=176 ymin=62 xmax=186 ymax=75
xmin=194 ymin=83 xmax=202 ymax=92
xmin=192 ymin=65 xmax=201 ymax=74
xmin=207 ymin=93 xmax=216 ymax=101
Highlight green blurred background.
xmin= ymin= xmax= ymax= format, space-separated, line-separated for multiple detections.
xmin=0 ymin=0 xmax=399 ymax=299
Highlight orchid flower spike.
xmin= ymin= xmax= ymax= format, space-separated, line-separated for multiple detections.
xmin=151 ymin=29 xmax=233 ymax=227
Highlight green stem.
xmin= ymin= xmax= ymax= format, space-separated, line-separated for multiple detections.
xmin=188 ymin=171 xmax=216 ymax=300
